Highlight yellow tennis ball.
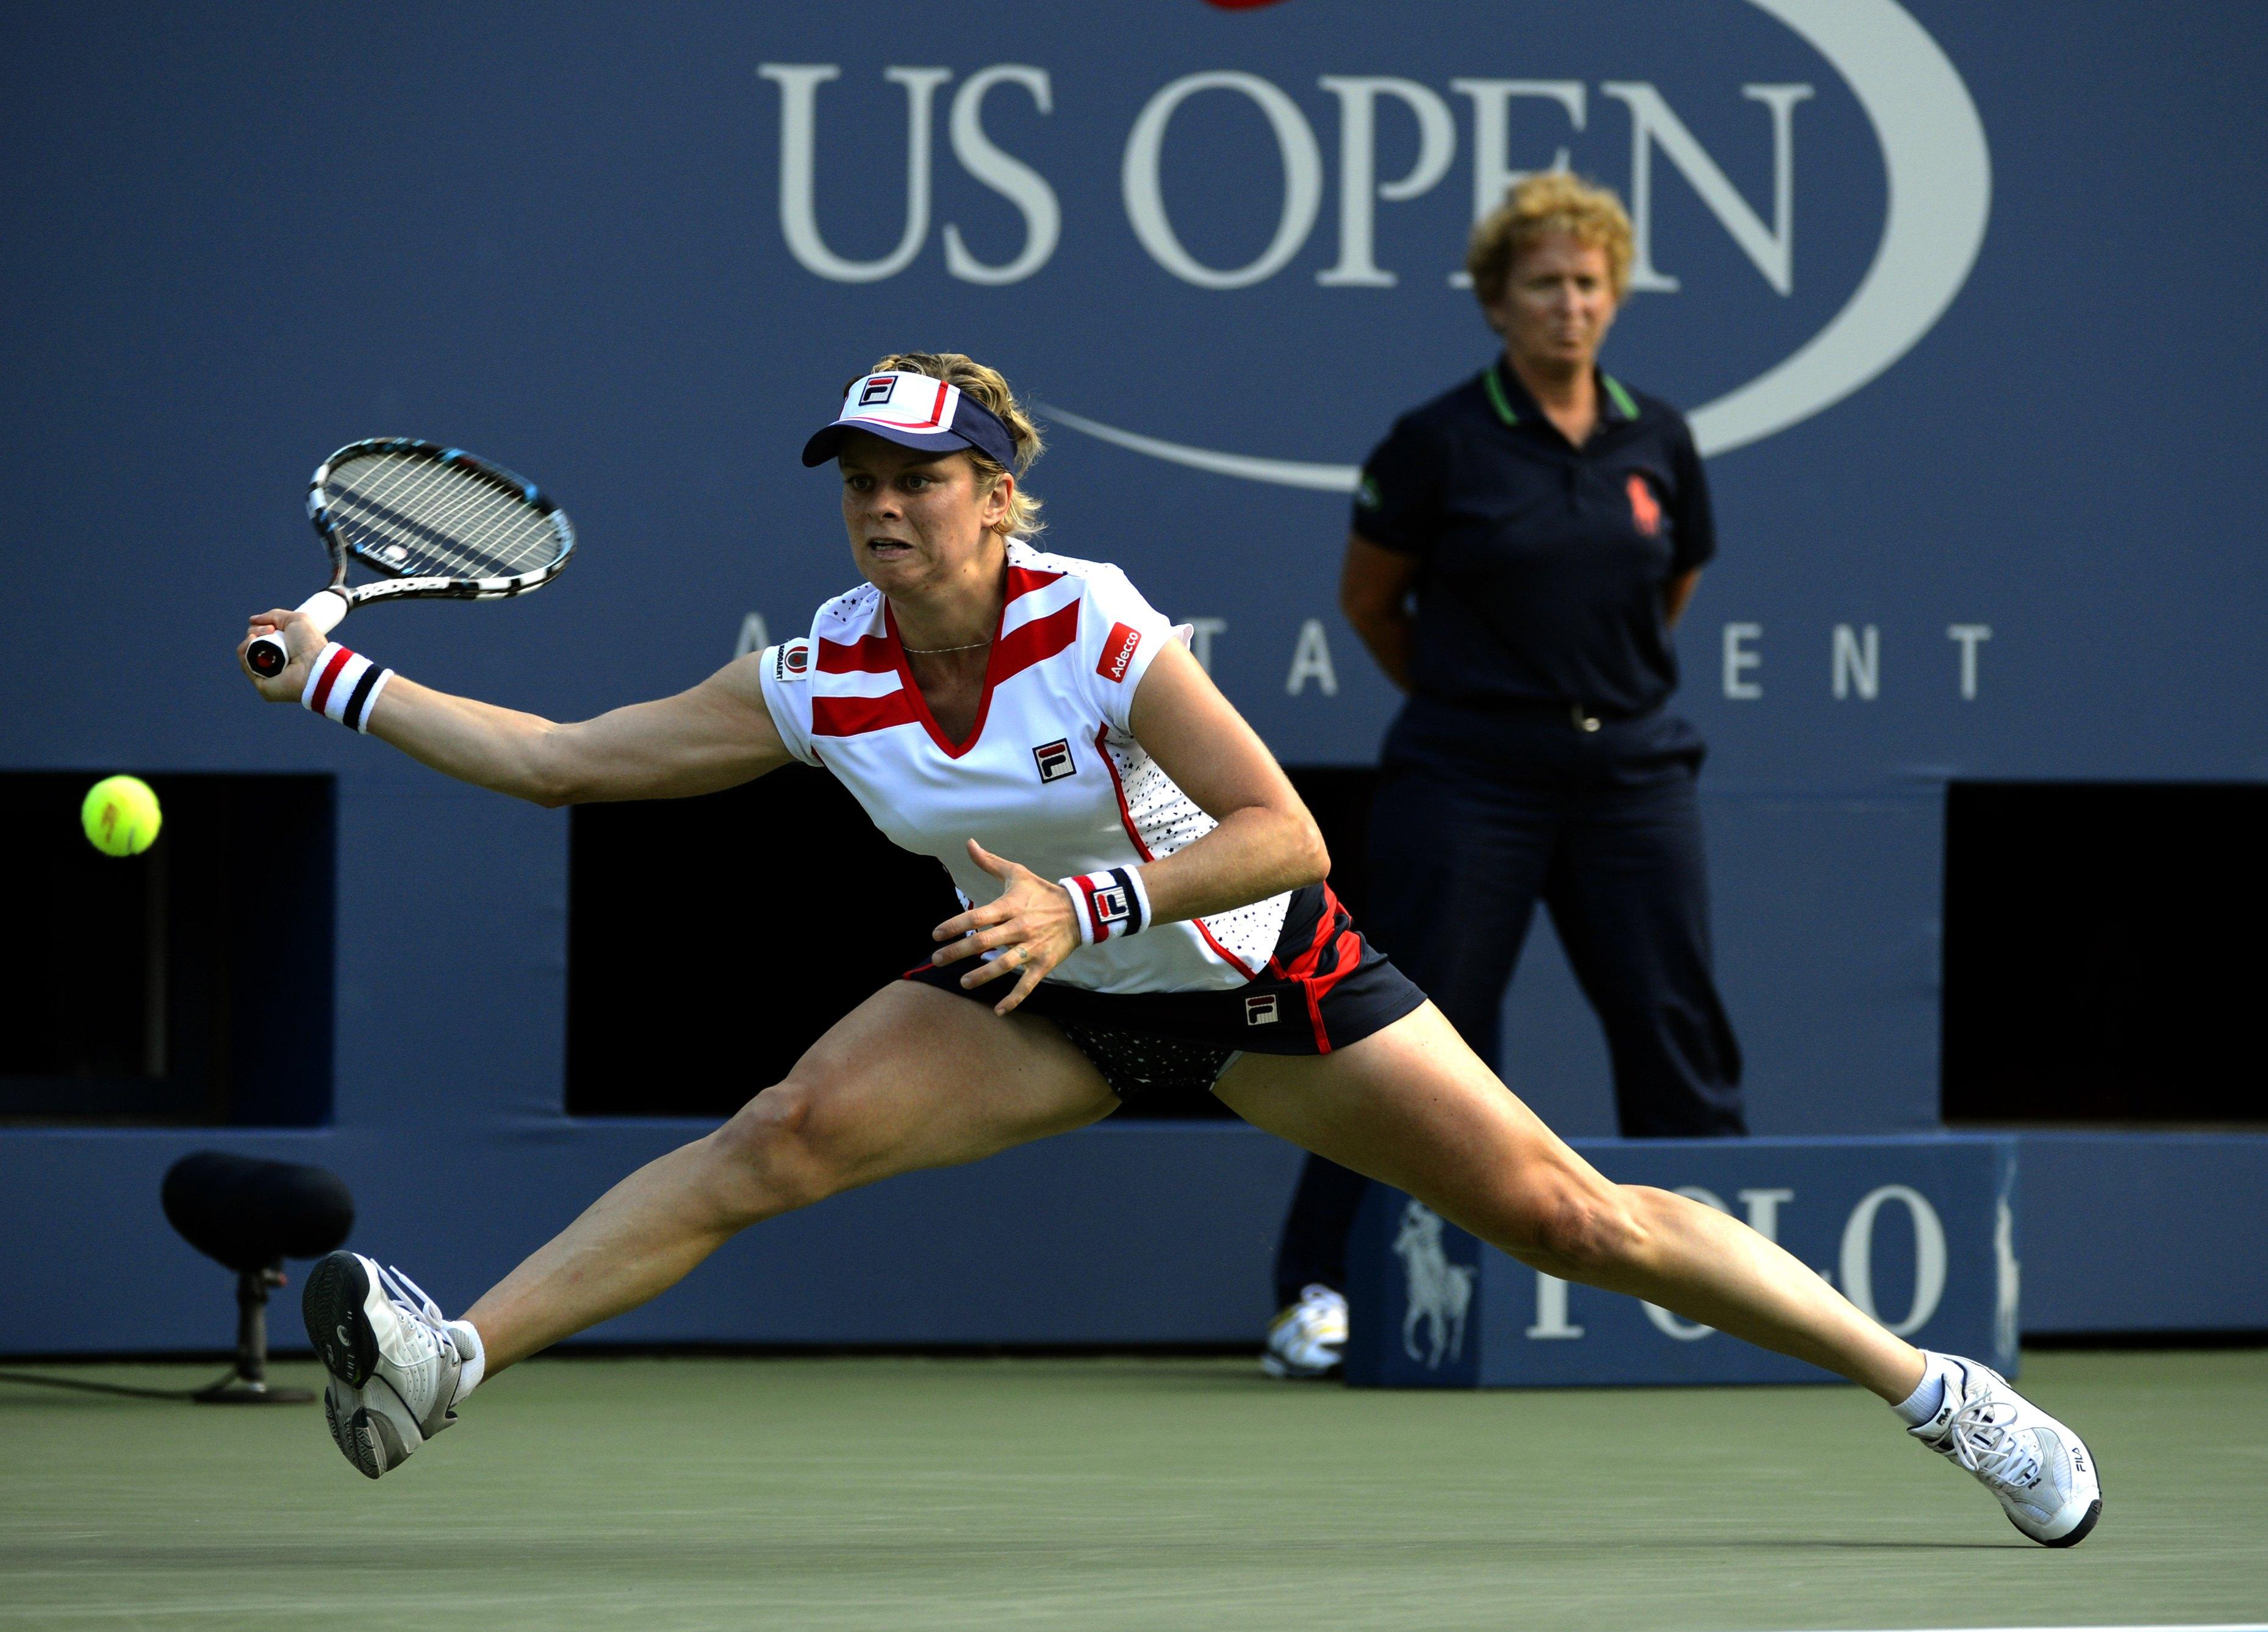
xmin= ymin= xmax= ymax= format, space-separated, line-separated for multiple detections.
xmin=82 ymin=775 xmax=163 ymax=857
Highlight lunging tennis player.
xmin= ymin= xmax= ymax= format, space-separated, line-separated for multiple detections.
xmin=238 ymin=353 xmax=2100 ymax=1547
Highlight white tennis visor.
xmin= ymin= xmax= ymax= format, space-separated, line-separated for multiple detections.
xmin=801 ymin=371 xmax=1019 ymax=470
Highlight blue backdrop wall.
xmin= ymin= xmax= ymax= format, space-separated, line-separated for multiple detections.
xmin=4 ymin=1 xmax=2264 ymax=1348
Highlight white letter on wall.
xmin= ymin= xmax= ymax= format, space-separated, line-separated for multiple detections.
xmin=1832 ymin=623 xmax=1880 ymax=700
xmin=761 ymin=64 xmax=951 ymax=283
xmin=1599 ymin=82 xmax=1813 ymax=295
xmin=1723 ymin=622 xmax=1763 ymax=700
xmin=1947 ymin=624 xmax=1991 ymax=700
xmin=1125 ymin=72 xmax=1323 ymax=289
xmin=1183 ymin=617 xmax=1228 ymax=673
xmin=944 ymin=65 xmax=1060 ymax=285
xmin=1286 ymin=618 xmax=1339 ymax=695
xmin=1527 ymin=1273 xmax=1583 ymax=1339
xmin=1451 ymin=81 xmax=1584 ymax=219
xmin=734 ymin=613 xmax=770 ymax=660
xmin=1840 ymin=1185 xmax=1948 ymax=1336
xmin=1317 ymin=77 xmax=1455 ymax=287
xmin=1738 ymin=1188 xmax=1795 ymax=1242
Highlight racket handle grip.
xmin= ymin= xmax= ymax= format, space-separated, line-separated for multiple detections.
xmin=247 ymin=590 xmax=350 ymax=679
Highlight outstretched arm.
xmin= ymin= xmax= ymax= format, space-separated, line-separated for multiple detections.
xmin=237 ymin=606 xmax=794 ymax=806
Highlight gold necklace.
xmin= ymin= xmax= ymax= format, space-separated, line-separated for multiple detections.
xmin=900 ymin=637 xmax=992 ymax=654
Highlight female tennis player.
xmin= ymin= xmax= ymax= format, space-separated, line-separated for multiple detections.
xmin=238 ymin=352 xmax=2098 ymax=1546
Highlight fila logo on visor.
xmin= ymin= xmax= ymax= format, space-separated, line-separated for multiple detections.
xmin=1097 ymin=623 xmax=1141 ymax=682
xmin=858 ymin=376 xmax=895 ymax=406
xmin=1032 ymin=739 xmax=1074 ymax=782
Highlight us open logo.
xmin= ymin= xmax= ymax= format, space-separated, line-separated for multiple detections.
xmin=1032 ymin=738 xmax=1074 ymax=782
xmin=763 ymin=2 xmax=1992 ymax=469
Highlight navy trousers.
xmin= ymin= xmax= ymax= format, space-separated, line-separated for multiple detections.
xmin=1273 ymin=699 xmax=1744 ymax=1307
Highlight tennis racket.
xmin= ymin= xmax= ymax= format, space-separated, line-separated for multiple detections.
xmin=244 ymin=438 xmax=575 ymax=679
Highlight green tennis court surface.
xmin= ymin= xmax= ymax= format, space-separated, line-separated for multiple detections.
xmin=2 ymin=1350 xmax=2260 ymax=1631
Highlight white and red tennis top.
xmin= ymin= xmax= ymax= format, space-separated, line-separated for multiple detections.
xmin=758 ymin=541 xmax=1290 ymax=995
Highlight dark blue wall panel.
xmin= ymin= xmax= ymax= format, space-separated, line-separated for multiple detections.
xmin=3 ymin=2 xmax=2263 ymax=1346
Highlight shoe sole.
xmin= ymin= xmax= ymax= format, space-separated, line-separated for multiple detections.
xmin=323 ymin=1385 xmax=384 ymax=1480
xmin=2033 ymin=1495 xmax=2103 ymax=1548
xmin=2021 ymin=1451 xmax=2103 ymax=1548
xmin=1259 ymin=1354 xmax=1342 ymax=1380
xmin=303 ymin=1251 xmax=379 ymax=1390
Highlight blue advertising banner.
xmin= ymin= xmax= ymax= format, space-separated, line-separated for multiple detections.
xmin=1 ymin=4 xmax=2263 ymax=1347
xmin=6 ymin=1 xmax=2262 ymax=782
xmin=1344 ymin=1135 xmax=2019 ymax=1387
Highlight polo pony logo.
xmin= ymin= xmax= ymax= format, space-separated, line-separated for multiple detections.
xmin=1392 ymin=1199 xmax=1474 ymax=1369
xmin=1627 ymin=471 xmax=1663 ymax=537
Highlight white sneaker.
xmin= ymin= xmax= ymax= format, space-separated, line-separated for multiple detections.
xmin=1261 ymin=1284 xmax=1348 ymax=1380
xmin=1910 ymin=1353 xmax=2102 ymax=1546
xmin=303 ymin=1251 xmax=464 ymax=1480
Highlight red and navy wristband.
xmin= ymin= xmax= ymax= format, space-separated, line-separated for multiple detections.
xmin=1061 ymin=867 xmax=1152 ymax=946
xmin=300 ymin=642 xmax=395 ymax=734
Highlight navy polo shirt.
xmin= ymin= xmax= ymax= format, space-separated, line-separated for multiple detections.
xmin=1352 ymin=356 xmax=1715 ymax=718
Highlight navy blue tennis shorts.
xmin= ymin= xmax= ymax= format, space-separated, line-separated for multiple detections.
xmin=903 ymin=881 xmax=1426 ymax=1101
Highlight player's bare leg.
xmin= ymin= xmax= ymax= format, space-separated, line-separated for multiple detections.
xmin=1215 ymin=1001 xmax=2101 ymax=1544
xmin=462 ymin=982 xmax=1116 ymax=1370
xmin=308 ymin=983 xmax=1114 ymax=1476
xmin=1216 ymin=1001 xmax=1918 ymax=1394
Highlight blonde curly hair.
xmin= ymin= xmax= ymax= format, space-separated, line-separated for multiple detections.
xmin=858 ymin=351 xmax=1046 ymax=537
xmin=1465 ymin=171 xmax=1635 ymax=317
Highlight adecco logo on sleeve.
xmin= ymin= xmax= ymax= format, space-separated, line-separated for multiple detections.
xmin=1097 ymin=623 xmax=1143 ymax=683
xmin=760 ymin=0 xmax=1989 ymax=473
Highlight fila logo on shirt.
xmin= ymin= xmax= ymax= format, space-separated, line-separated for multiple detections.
xmin=1245 ymin=993 xmax=1279 ymax=1026
xmin=1032 ymin=738 xmax=1075 ymax=782
xmin=1097 ymin=621 xmax=1141 ymax=683
xmin=858 ymin=376 xmax=896 ymax=406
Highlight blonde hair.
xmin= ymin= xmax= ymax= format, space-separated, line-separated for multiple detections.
xmin=860 ymin=351 xmax=1045 ymax=538
xmin=1465 ymin=171 xmax=1635 ymax=315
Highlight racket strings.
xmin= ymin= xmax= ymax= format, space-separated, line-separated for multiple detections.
xmin=340 ymin=458 xmax=550 ymax=576
xmin=332 ymin=470 xmax=523 ymax=579
xmin=326 ymin=454 xmax=565 ymax=582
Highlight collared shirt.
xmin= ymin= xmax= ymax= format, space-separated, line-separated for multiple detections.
xmin=758 ymin=540 xmax=1292 ymax=995
xmin=1351 ymin=355 xmax=1715 ymax=718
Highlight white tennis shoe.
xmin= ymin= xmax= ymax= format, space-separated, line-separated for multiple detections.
xmin=303 ymin=1251 xmax=464 ymax=1479
xmin=1909 ymin=1353 xmax=2101 ymax=1545
xmin=1261 ymin=1283 xmax=1349 ymax=1380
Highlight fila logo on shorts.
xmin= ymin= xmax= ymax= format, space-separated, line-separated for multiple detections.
xmin=1097 ymin=622 xmax=1141 ymax=683
xmin=1063 ymin=866 xmax=1152 ymax=945
xmin=1032 ymin=738 xmax=1075 ymax=782
xmin=1245 ymin=993 xmax=1279 ymax=1026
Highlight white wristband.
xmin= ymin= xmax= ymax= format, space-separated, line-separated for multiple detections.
xmin=300 ymin=642 xmax=395 ymax=734
xmin=1060 ymin=867 xmax=1152 ymax=947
